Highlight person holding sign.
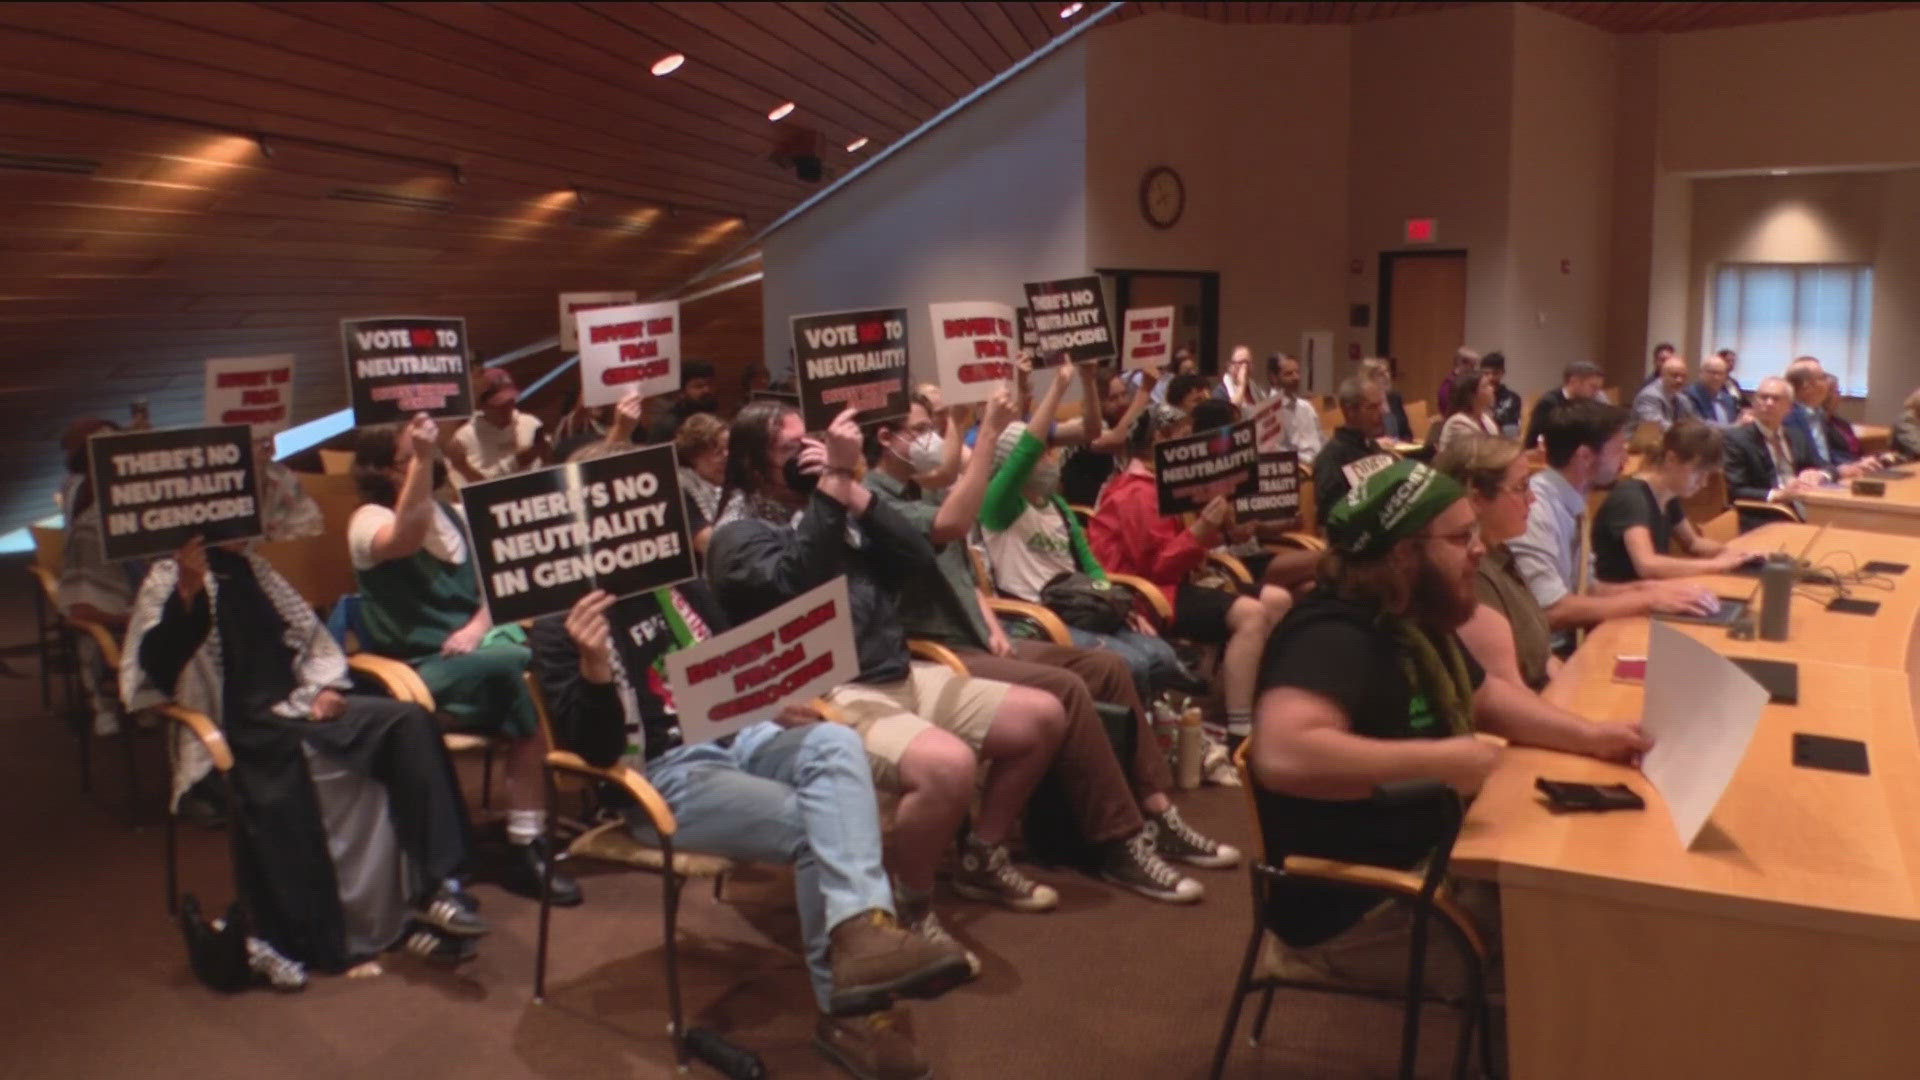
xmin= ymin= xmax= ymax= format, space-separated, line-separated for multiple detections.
xmin=530 ymin=584 xmax=971 ymax=1075
xmin=123 ymin=536 xmax=483 ymax=973
xmin=1089 ymin=407 xmax=1292 ymax=745
xmin=349 ymin=413 xmax=579 ymax=906
xmin=1249 ymin=460 xmax=1649 ymax=999
xmin=866 ymin=389 xmax=1237 ymax=902
xmin=709 ymin=403 xmax=1069 ymax=952
xmin=449 ymin=369 xmax=548 ymax=484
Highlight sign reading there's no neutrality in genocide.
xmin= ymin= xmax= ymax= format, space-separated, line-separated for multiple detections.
xmin=791 ymin=307 xmax=911 ymax=431
xmin=88 ymin=424 xmax=262 ymax=561
xmin=1233 ymin=451 xmax=1302 ymax=524
xmin=342 ymin=316 xmax=473 ymax=426
xmin=1023 ymin=276 xmax=1114 ymax=366
xmin=665 ymin=576 xmax=859 ymax=745
xmin=460 ymin=445 xmax=697 ymax=625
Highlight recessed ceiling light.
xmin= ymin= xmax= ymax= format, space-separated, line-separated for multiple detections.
xmin=768 ymin=101 xmax=796 ymax=121
xmin=1769 ymin=168 xmax=1789 ymax=176
xmin=846 ymin=136 xmax=869 ymax=153
xmin=651 ymin=53 xmax=685 ymax=77
xmin=1060 ymin=2 xmax=1083 ymax=18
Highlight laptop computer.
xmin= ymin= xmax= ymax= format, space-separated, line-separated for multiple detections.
xmin=1728 ymin=657 xmax=1799 ymax=704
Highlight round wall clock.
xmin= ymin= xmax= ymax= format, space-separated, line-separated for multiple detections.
xmin=1140 ymin=165 xmax=1184 ymax=229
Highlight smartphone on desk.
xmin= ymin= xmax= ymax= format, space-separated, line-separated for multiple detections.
xmin=1535 ymin=778 xmax=1646 ymax=812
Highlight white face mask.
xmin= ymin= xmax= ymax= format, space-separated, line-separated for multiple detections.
xmin=907 ymin=431 xmax=946 ymax=475
xmin=1025 ymin=456 xmax=1062 ymax=503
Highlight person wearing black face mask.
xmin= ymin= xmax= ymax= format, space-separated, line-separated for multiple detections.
xmin=347 ymin=413 xmax=581 ymax=907
xmin=645 ymin=360 xmax=721 ymax=443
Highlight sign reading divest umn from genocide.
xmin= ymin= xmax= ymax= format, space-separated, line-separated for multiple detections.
xmin=928 ymin=301 xmax=1016 ymax=407
xmin=1023 ymin=276 xmax=1114 ymax=366
xmin=342 ymin=316 xmax=472 ymax=426
xmin=88 ymin=424 xmax=261 ymax=561
xmin=665 ymin=577 xmax=860 ymax=745
xmin=576 ymin=300 xmax=680 ymax=408
xmin=1247 ymin=394 xmax=1288 ymax=453
xmin=1120 ymin=306 xmax=1174 ymax=373
xmin=460 ymin=445 xmax=696 ymax=625
xmin=791 ymin=307 xmax=911 ymax=431
xmin=1154 ymin=417 xmax=1259 ymax=516
xmin=204 ymin=355 xmax=295 ymax=437
xmin=558 ymin=290 xmax=638 ymax=353
xmin=1233 ymin=451 xmax=1302 ymax=524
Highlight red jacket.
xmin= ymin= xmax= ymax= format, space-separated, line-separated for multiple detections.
xmin=1087 ymin=467 xmax=1209 ymax=609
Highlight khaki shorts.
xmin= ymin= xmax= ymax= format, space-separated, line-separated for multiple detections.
xmin=824 ymin=661 xmax=1012 ymax=789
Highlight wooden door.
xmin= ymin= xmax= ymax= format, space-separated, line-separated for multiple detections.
xmin=1382 ymin=253 xmax=1467 ymax=412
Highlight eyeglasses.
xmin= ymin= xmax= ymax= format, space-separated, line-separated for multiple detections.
xmin=1419 ymin=523 xmax=1483 ymax=548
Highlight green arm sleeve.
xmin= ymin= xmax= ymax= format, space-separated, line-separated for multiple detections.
xmin=980 ymin=430 xmax=1044 ymax=532
xmin=1056 ymin=496 xmax=1108 ymax=581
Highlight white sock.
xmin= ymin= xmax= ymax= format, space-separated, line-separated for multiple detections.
xmin=507 ymin=809 xmax=542 ymax=845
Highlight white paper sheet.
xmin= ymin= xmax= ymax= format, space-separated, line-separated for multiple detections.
xmin=1639 ymin=620 xmax=1771 ymax=848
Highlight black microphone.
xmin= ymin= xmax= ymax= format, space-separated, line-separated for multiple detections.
xmin=684 ymin=1027 xmax=766 ymax=1080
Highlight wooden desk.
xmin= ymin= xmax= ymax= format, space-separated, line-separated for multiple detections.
xmin=1797 ymin=469 xmax=1920 ymax=537
xmin=1454 ymin=523 xmax=1920 ymax=1079
xmin=1857 ymin=422 xmax=1892 ymax=456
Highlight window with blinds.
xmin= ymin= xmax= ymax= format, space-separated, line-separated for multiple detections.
xmin=1707 ymin=263 xmax=1874 ymax=395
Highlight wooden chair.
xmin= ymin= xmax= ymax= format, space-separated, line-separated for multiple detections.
xmin=318 ymin=448 xmax=355 ymax=475
xmin=1403 ymin=400 xmax=1431 ymax=442
xmin=523 ymin=671 xmax=736 ymax=1072
xmin=155 ymin=701 xmax=240 ymax=915
xmin=1681 ymin=469 xmax=1729 ymax=529
xmin=1699 ymin=510 xmax=1742 ymax=544
xmin=255 ymin=472 xmax=365 ymax=610
xmin=28 ymin=525 xmax=73 ymax=713
xmin=1208 ymin=743 xmax=1493 ymax=1080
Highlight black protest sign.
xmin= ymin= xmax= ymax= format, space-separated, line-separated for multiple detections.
xmin=1023 ymin=276 xmax=1114 ymax=366
xmin=1154 ymin=418 xmax=1259 ymax=516
xmin=790 ymin=308 xmax=911 ymax=431
xmin=1016 ymin=306 xmax=1036 ymax=354
xmin=1233 ymin=451 xmax=1302 ymax=524
xmin=88 ymin=424 xmax=261 ymax=561
xmin=461 ymin=444 xmax=697 ymax=624
xmin=342 ymin=316 xmax=473 ymax=426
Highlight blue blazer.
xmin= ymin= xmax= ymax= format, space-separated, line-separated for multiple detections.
xmin=1686 ymin=383 xmax=1743 ymax=426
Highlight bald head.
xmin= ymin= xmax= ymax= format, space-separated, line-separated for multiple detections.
xmin=1700 ymin=355 xmax=1729 ymax=393
xmin=1659 ymin=355 xmax=1689 ymax=395
xmin=1752 ymin=376 xmax=1792 ymax=426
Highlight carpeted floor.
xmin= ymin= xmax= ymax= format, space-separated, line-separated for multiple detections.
xmin=0 ymin=551 xmax=1476 ymax=1079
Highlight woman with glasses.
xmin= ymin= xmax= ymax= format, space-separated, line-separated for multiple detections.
xmin=1432 ymin=432 xmax=1560 ymax=691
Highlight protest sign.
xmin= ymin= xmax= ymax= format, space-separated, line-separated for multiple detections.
xmin=88 ymin=424 xmax=261 ymax=561
xmin=1154 ymin=417 xmax=1259 ymax=516
xmin=1119 ymin=306 xmax=1174 ymax=373
xmin=1233 ymin=451 xmax=1302 ymax=524
xmin=791 ymin=307 xmax=910 ymax=431
xmin=576 ymin=300 xmax=680 ymax=408
xmin=1248 ymin=394 xmax=1289 ymax=453
xmin=928 ymin=301 xmax=1016 ymax=407
xmin=204 ymin=355 xmax=294 ymax=437
xmin=665 ymin=577 xmax=860 ymax=745
xmin=342 ymin=316 xmax=472 ymax=425
xmin=461 ymin=444 xmax=696 ymax=625
xmin=1016 ymin=307 xmax=1036 ymax=354
xmin=558 ymin=290 xmax=637 ymax=353
xmin=1023 ymin=276 xmax=1114 ymax=366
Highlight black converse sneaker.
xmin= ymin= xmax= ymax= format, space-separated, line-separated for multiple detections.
xmin=1100 ymin=830 xmax=1203 ymax=903
xmin=1151 ymin=806 xmax=1242 ymax=869
xmin=950 ymin=836 xmax=1059 ymax=913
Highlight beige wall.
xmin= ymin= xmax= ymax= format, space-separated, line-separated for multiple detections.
xmin=1657 ymin=9 xmax=1920 ymax=175
xmin=1347 ymin=3 xmax=1515 ymax=387
xmin=1688 ymin=170 xmax=1920 ymax=416
xmin=1502 ymin=5 xmax=1617 ymax=402
xmin=1085 ymin=13 xmax=1350 ymax=389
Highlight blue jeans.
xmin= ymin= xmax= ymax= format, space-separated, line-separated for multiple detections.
xmin=1068 ymin=626 xmax=1186 ymax=700
xmin=630 ymin=720 xmax=893 ymax=1012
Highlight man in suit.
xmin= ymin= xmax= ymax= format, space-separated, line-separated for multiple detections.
xmin=1782 ymin=357 xmax=1866 ymax=475
xmin=1725 ymin=376 xmax=1837 ymax=532
xmin=1687 ymin=354 xmax=1746 ymax=426
xmin=1632 ymin=355 xmax=1697 ymax=430
xmin=1522 ymin=361 xmax=1604 ymax=450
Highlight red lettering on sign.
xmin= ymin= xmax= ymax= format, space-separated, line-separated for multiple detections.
xmin=617 ymin=341 xmax=660 ymax=361
xmin=215 ymin=371 xmax=269 ymax=388
xmin=959 ymin=361 xmax=1014 ymax=384
xmin=857 ymin=321 xmax=884 ymax=344
xmin=603 ymin=359 xmax=671 ymax=385
xmin=409 ymin=328 xmax=436 ymax=348
xmin=589 ymin=320 xmax=644 ymax=344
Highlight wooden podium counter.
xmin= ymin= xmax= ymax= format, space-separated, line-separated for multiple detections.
xmin=1453 ymin=524 xmax=1920 ymax=1079
xmin=1797 ymin=469 xmax=1920 ymax=538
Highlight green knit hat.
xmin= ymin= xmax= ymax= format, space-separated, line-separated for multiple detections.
xmin=1326 ymin=459 xmax=1465 ymax=557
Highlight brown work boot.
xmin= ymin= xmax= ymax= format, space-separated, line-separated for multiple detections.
xmin=827 ymin=909 xmax=972 ymax=1016
xmin=814 ymin=1008 xmax=931 ymax=1080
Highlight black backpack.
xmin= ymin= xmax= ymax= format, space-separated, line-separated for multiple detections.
xmin=177 ymin=893 xmax=254 ymax=993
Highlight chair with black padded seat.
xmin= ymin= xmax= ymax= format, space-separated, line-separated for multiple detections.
xmin=1209 ymin=742 xmax=1496 ymax=1080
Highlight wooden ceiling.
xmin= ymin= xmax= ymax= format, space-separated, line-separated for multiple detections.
xmin=1124 ymin=2 xmax=1920 ymax=31
xmin=1 ymin=2 xmax=1913 ymax=531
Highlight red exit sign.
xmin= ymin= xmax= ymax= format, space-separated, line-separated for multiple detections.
xmin=1405 ymin=217 xmax=1437 ymax=243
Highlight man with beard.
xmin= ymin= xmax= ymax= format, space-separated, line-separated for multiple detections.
xmin=348 ymin=413 xmax=580 ymax=906
xmin=1247 ymin=460 xmax=1650 ymax=995
xmin=448 ymin=368 xmax=548 ymax=483
xmin=646 ymin=359 xmax=720 ymax=443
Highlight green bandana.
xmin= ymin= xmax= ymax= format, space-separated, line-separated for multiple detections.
xmin=1326 ymin=459 xmax=1465 ymax=557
